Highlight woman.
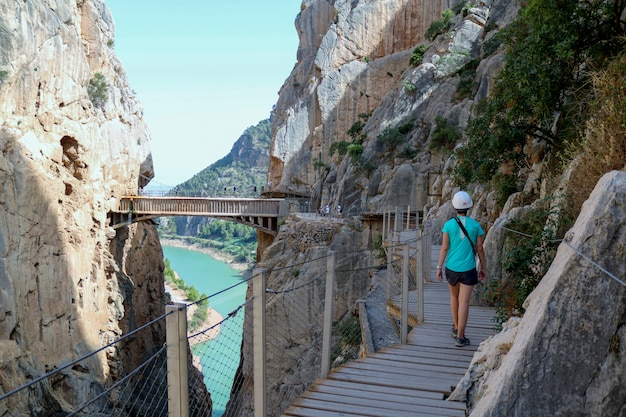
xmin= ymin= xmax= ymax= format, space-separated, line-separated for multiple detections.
xmin=436 ymin=191 xmax=486 ymax=347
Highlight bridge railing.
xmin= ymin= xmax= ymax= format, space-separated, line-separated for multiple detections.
xmin=116 ymin=197 xmax=283 ymax=217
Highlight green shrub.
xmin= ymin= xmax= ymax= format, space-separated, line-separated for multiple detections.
xmin=430 ymin=116 xmax=461 ymax=150
xmin=347 ymin=143 xmax=364 ymax=159
xmin=329 ymin=141 xmax=350 ymax=157
xmin=398 ymin=145 xmax=418 ymax=159
xmin=88 ymin=73 xmax=108 ymax=108
xmin=330 ymin=314 xmax=362 ymax=367
xmin=0 ymin=69 xmax=8 ymax=83
xmin=482 ymin=35 xmax=502 ymax=57
xmin=409 ymin=45 xmax=429 ymax=66
xmin=454 ymin=59 xmax=479 ymax=101
xmin=425 ymin=9 xmax=454 ymax=41
xmin=347 ymin=122 xmax=364 ymax=140
xmin=454 ymin=0 xmax=625 ymax=205
xmin=398 ymin=121 xmax=414 ymax=134
xmin=402 ymin=80 xmax=416 ymax=92
xmin=486 ymin=201 xmax=561 ymax=329
xmin=313 ymin=158 xmax=329 ymax=171
xmin=377 ymin=127 xmax=404 ymax=150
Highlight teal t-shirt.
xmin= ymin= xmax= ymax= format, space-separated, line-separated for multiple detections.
xmin=442 ymin=216 xmax=485 ymax=272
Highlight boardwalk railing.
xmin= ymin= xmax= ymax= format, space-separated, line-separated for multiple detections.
xmin=111 ymin=196 xmax=286 ymax=234
xmin=0 ymin=208 xmax=492 ymax=417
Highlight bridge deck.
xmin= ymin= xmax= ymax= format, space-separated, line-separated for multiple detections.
xmin=111 ymin=196 xmax=284 ymax=234
xmin=282 ymin=280 xmax=496 ymax=416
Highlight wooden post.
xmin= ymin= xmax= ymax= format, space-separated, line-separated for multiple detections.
xmin=382 ymin=210 xmax=386 ymax=243
xmin=417 ymin=228 xmax=424 ymax=324
xmin=166 ymin=304 xmax=189 ymax=417
xmin=423 ymin=224 xmax=432 ymax=282
xmin=253 ymin=268 xmax=266 ymax=417
xmin=401 ymin=244 xmax=409 ymax=344
xmin=406 ymin=205 xmax=410 ymax=230
xmin=386 ymin=211 xmax=393 ymax=299
xmin=321 ymin=250 xmax=336 ymax=378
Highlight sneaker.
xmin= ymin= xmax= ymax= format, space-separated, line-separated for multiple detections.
xmin=451 ymin=326 xmax=458 ymax=338
xmin=455 ymin=337 xmax=470 ymax=347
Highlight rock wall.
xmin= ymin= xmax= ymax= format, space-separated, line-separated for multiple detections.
xmin=229 ymin=214 xmax=374 ymax=417
xmin=451 ymin=171 xmax=626 ymax=417
xmin=0 ymin=1 xmax=168 ymax=414
xmin=260 ymin=0 xmax=626 ymax=415
xmin=269 ymin=0 xmax=456 ymax=200
xmin=269 ymin=0 xmax=523 ymax=222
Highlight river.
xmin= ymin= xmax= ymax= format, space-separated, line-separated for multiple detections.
xmin=162 ymin=244 xmax=248 ymax=417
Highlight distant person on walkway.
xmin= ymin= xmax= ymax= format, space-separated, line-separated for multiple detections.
xmin=436 ymin=191 xmax=486 ymax=348
xmin=325 ymin=204 xmax=330 ymax=217
xmin=337 ymin=204 xmax=342 ymax=218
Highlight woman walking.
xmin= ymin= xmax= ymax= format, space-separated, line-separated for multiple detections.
xmin=436 ymin=191 xmax=486 ymax=347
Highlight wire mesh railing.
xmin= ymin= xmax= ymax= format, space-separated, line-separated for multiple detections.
xmin=1 ymin=209 xmax=435 ymax=417
xmin=0 ymin=310 xmax=170 ymax=416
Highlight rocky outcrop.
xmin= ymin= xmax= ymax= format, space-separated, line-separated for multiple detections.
xmin=450 ymin=171 xmax=626 ymax=416
xmin=269 ymin=0 xmax=523 ymax=223
xmin=270 ymin=0 xmax=457 ymax=199
xmin=0 ymin=1 xmax=172 ymax=414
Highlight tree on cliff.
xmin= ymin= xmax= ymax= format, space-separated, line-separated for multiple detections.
xmin=455 ymin=0 xmax=626 ymax=203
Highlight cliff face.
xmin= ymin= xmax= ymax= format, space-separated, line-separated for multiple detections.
xmin=270 ymin=0 xmax=457 ymax=201
xmin=0 ymin=1 xmax=164 ymax=413
xmin=258 ymin=0 xmax=625 ymax=415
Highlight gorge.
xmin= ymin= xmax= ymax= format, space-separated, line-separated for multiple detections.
xmin=0 ymin=0 xmax=625 ymax=416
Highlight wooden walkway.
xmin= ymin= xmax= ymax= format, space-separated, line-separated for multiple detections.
xmin=282 ymin=283 xmax=497 ymax=417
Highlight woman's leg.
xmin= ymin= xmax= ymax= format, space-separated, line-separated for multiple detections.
xmin=448 ymin=283 xmax=460 ymax=331
xmin=457 ymin=283 xmax=474 ymax=338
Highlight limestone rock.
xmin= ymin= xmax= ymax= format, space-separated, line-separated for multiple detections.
xmin=230 ymin=215 xmax=373 ymax=416
xmin=0 ymin=1 xmax=173 ymax=414
xmin=269 ymin=0 xmax=458 ymax=198
xmin=451 ymin=171 xmax=626 ymax=417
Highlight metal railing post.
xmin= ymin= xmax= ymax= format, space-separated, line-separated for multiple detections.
xmin=401 ymin=244 xmax=409 ymax=344
xmin=253 ymin=268 xmax=267 ymax=417
xmin=166 ymin=303 xmax=189 ymax=417
xmin=321 ymin=250 xmax=336 ymax=378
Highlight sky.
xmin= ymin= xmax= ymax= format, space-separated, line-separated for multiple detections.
xmin=105 ymin=1 xmax=301 ymax=188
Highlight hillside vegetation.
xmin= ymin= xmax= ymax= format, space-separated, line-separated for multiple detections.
xmin=451 ymin=0 xmax=625 ymax=323
xmin=158 ymin=118 xmax=272 ymax=263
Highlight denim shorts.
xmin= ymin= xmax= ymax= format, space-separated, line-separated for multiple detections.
xmin=445 ymin=267 xmax=478 ymax=286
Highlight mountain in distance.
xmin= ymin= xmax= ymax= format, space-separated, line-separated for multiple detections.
xmin=171 ymin=116 xmax=271 ymax=198
xmin=161 ymin=116 xmax=272 ymax=240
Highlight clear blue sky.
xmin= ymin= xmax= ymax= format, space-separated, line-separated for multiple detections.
xmin=105 ymin=1 xmax=301 ymax=188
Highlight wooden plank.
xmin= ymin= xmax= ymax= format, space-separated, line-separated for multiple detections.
xmin=284 ymin=404 xmax=453 ymax=417
xmin=282 ymin=250 xmax=498 ymax=417
xmin=308 ymin=380 xmax=465 ymax=410
xmin=288 ymin=397 xmax=461 ymax=417
xmin=328 ymin=369 xmax=453 ymax=395
xmin=330 ymin=363 xmax=460 ymax=384
xmin=386 ymin=344 xmax=477 ymax=359
xmin=300 ymin=391 xmax=465 ymax=417
xmin=369 ymin=350 xmax=473 ymax=369
xmin=309 ymin=378 xmax=444 ymax=400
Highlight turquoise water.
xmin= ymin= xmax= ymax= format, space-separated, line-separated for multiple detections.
xmin=162 ymin=245 xmax=248 ymax=416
